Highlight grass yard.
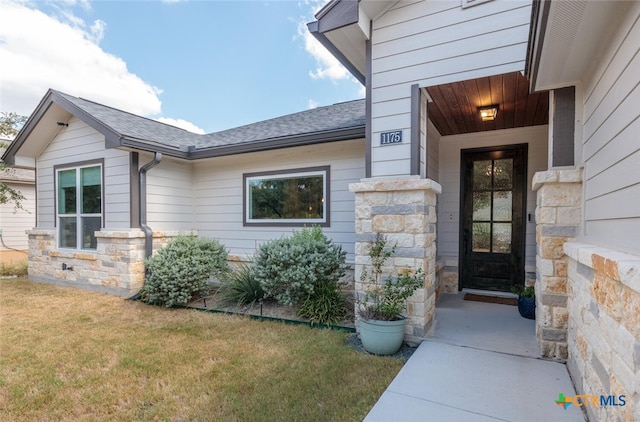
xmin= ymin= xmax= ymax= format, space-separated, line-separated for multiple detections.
xmin=0 ymin=278 xmax=402 ymax=421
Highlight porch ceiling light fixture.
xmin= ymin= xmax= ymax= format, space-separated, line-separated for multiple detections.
xmin=478 ymin=105 xmax=498 ymax=122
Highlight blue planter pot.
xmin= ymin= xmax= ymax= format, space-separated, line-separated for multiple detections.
xmin=518 ymin=296 xmax=536 ymax=319
xmin=359 ymin=317 xmax=406 ymax=355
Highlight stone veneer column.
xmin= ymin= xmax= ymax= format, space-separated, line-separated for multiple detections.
xmin=532 ymin=168 xmax=582 ymax=359
xmin=26 ymin=229 xmax=187 ymax=296
xmin=349 ymin=177 xmax=442 ymax=344
xmin=563 ymin=242 xmax=640 ymax=422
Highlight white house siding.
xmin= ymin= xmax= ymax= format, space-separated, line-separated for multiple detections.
xmin=36 ymin=117 xmax=131 ymax=230
xmin=370 ymin=0 xmax=532 ymax=177
xmin=0 ymin=182 xmax=35 ymax=256
xmin=142 ymin=153 xmax=195 ymax=232
xmin=192 ymin=139 xmax=365 ymax=262
xmin=579 ymin=1 xmax=640 ymax=255
xmin=436 ymin=125 xmax=548 ymax=276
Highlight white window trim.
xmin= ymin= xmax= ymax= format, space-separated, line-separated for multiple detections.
xmin=243 ymin=166 xmax=330 ymax=227
xmin=461 ymin=0 xmax=494 ymax=9
xmin=55 ymin=162 xmax=103 ymax=250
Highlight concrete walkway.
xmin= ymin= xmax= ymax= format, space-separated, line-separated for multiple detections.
xmin=364 ymin=293 xmax=587 ymax=421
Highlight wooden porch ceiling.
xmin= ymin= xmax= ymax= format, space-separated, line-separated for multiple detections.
xmin=425 ymin=72 xmax=549 ymax=136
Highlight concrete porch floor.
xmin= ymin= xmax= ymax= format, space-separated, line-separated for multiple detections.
xmin=364 ymin=293 xmax=587 ymax=421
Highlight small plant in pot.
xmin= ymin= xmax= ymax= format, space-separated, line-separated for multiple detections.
xmin=357 ymin=234 xmax=424 ymax=355
xmin=511 ymin=284 xmax=536 ymax=320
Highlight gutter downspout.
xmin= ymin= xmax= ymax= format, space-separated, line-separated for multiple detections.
xmin=139 ymin=152 xmax=162 ymax=259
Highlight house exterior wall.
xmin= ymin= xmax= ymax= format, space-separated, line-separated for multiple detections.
xmin=35 ymin=117 xmax=131 ymax=229
xmin=564 ymin=243 xmax=640 ymax=422
xmin=551 ymin=4 xmax=640 ymax=420
xmin=0 ymin=181 xmax=35 ymax=263
xmin=436 ymin=125 xmax=548 ymax=292
xmin=192 ymin=139 xmax=365 ymax=262
xmin=579 ymin=0 xmax=640 ymax=256
xmin=370 ymin=0 xmax=532 ymax=177
xmin=142 ymin=153 xmax=195 ymax=232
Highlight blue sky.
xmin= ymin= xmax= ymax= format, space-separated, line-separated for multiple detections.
xmin=0 ymin=0 xmax=363 ymax=133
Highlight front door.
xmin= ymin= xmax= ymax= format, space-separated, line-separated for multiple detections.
xmin=460 ymin=144 xmax=527 ymax=292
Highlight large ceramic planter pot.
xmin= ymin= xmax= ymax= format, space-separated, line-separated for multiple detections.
xmin=359 ymin=317 xmax=406 ymax=355
xmin=517 ymin=296 xmax=536 ymax=319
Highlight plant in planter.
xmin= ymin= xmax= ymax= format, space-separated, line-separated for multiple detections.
xmin=511 ymin=284 xmax=536 ymax=319
xmin=357 ymin=234 xmax=424 ymax=355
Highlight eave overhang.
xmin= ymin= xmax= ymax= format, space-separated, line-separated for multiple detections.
xmin=307 ymin=0 xmax=395 ymax=86
xmin=526 ymin=0 xmax=625 ymax=92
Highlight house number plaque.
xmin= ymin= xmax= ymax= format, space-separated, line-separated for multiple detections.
xmin=380 ymin=130 xmax=402 ymax=145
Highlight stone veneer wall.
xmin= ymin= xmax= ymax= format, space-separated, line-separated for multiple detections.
xmin=564 ymin=242 xmax=640 ymax=422
xmin=27 ymin=229 xmax=185 ymax=296
xmin=532 ymin=169 xmax=583 ymax=360
xmin=350 ymin=178 xmax=441 ymax=344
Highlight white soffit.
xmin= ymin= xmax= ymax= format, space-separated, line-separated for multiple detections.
xmin=19 ymin=103 xmax=72 ymax=158
xmin=325 ymin=24 xmax=367 ymax=77
xmin=536 ymin=0 xmax=623 ymax=91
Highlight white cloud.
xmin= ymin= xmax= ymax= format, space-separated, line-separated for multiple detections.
xmin=0 ymin=0 xmax=162 ymax=117
xmin=297 ymin=0 xmax=352 ymax=82
xmin=89 ymin=19 xmax=107 ymax=44
xmin=308 ymin=99 xmax=318 ymax=109
xmin=155 ymin=117 xmax=205 ymax=134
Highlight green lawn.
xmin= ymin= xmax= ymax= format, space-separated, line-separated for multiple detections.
xmin=0 ymin=278 xmax=402 ymax=421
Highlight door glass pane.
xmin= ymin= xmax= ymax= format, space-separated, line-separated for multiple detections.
xmin=59 ymin=217 xmax=77 ymax=248
xmin=492 ymin=223 xmax=511 ymax=253
xmin=472 ymin=192 xmax=491 ymax=221
xmin=473 ymin=160 xmax=492 ymax=190
xmin=81 ymin=167 xmax=102 ymax=214
xmin=493 ymin=191 xmax=512 ymax=222
xmin=82 ymin=217 xmax=101 ymax=249
xmin=58 ymin=169 xmax=76 ymax=214
xmin=472 ymin=223 xmax=490 ymax=252
xmin=493 ymin=159 xmax=513 ymax=189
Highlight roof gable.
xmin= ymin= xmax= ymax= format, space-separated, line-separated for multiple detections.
xmin=2 ymin=89 xmax=365 ymax=165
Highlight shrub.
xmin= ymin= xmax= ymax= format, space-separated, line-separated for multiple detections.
xmin=0 ymin=261 xmax=28 ymax=277
xmin=358 ymin=233 xmax=424 ymax=321
xmin=218 ymin=262 xmax=264 ymax=306
xmin=141 ymin=235 xmax=229 ymax=307
xmin=297 ymin=279 xmax=348 ymax=325
xmin=254 ymin=226 xmax=348 ymax=307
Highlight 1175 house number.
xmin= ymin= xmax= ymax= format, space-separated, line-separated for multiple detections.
xmin=380 ymin=130 xmax=402 ymax=145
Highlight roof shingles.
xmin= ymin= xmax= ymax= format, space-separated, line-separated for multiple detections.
xmin=57 ymin=90 xmax=365 ymax=154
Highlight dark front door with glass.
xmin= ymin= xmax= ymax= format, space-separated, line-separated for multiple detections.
xmin=460 ymin=144 xmax=527 ymax=292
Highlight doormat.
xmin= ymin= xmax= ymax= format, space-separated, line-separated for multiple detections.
xmin=463 ymin=293 xmax=517 ymax=306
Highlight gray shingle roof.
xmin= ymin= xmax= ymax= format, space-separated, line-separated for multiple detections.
xmin=56 ymin=90 xmax=365 ymax=155
xmin=196 ymin=99 xmax=365 ymax=148
xmin=3 ymin=89 xmax=365 ymax=163
xmin=56 ymin=92 xmax=201 ymax=150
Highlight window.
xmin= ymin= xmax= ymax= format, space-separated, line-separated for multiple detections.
xmin=244 ymin=166 xmax=329 ymax=226
xmin=56 ymin=162 xmax=103 ymax=249
xmin=461 ymin=0 xmax=493 ymax=8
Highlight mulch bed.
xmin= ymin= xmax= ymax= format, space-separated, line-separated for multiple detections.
xmin=187 ymin=289 xmax=356 ymax=329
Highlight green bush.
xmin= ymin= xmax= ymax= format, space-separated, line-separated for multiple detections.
xmin=218 ymin=262 xmax=264 ymax=306
xmin=254 ymin=226 xmax=348 ymax=307
xmin=297 ymin=279 xmax=348 ymax=325
xmin=141 ymin=235 xmax=229 ymax=307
